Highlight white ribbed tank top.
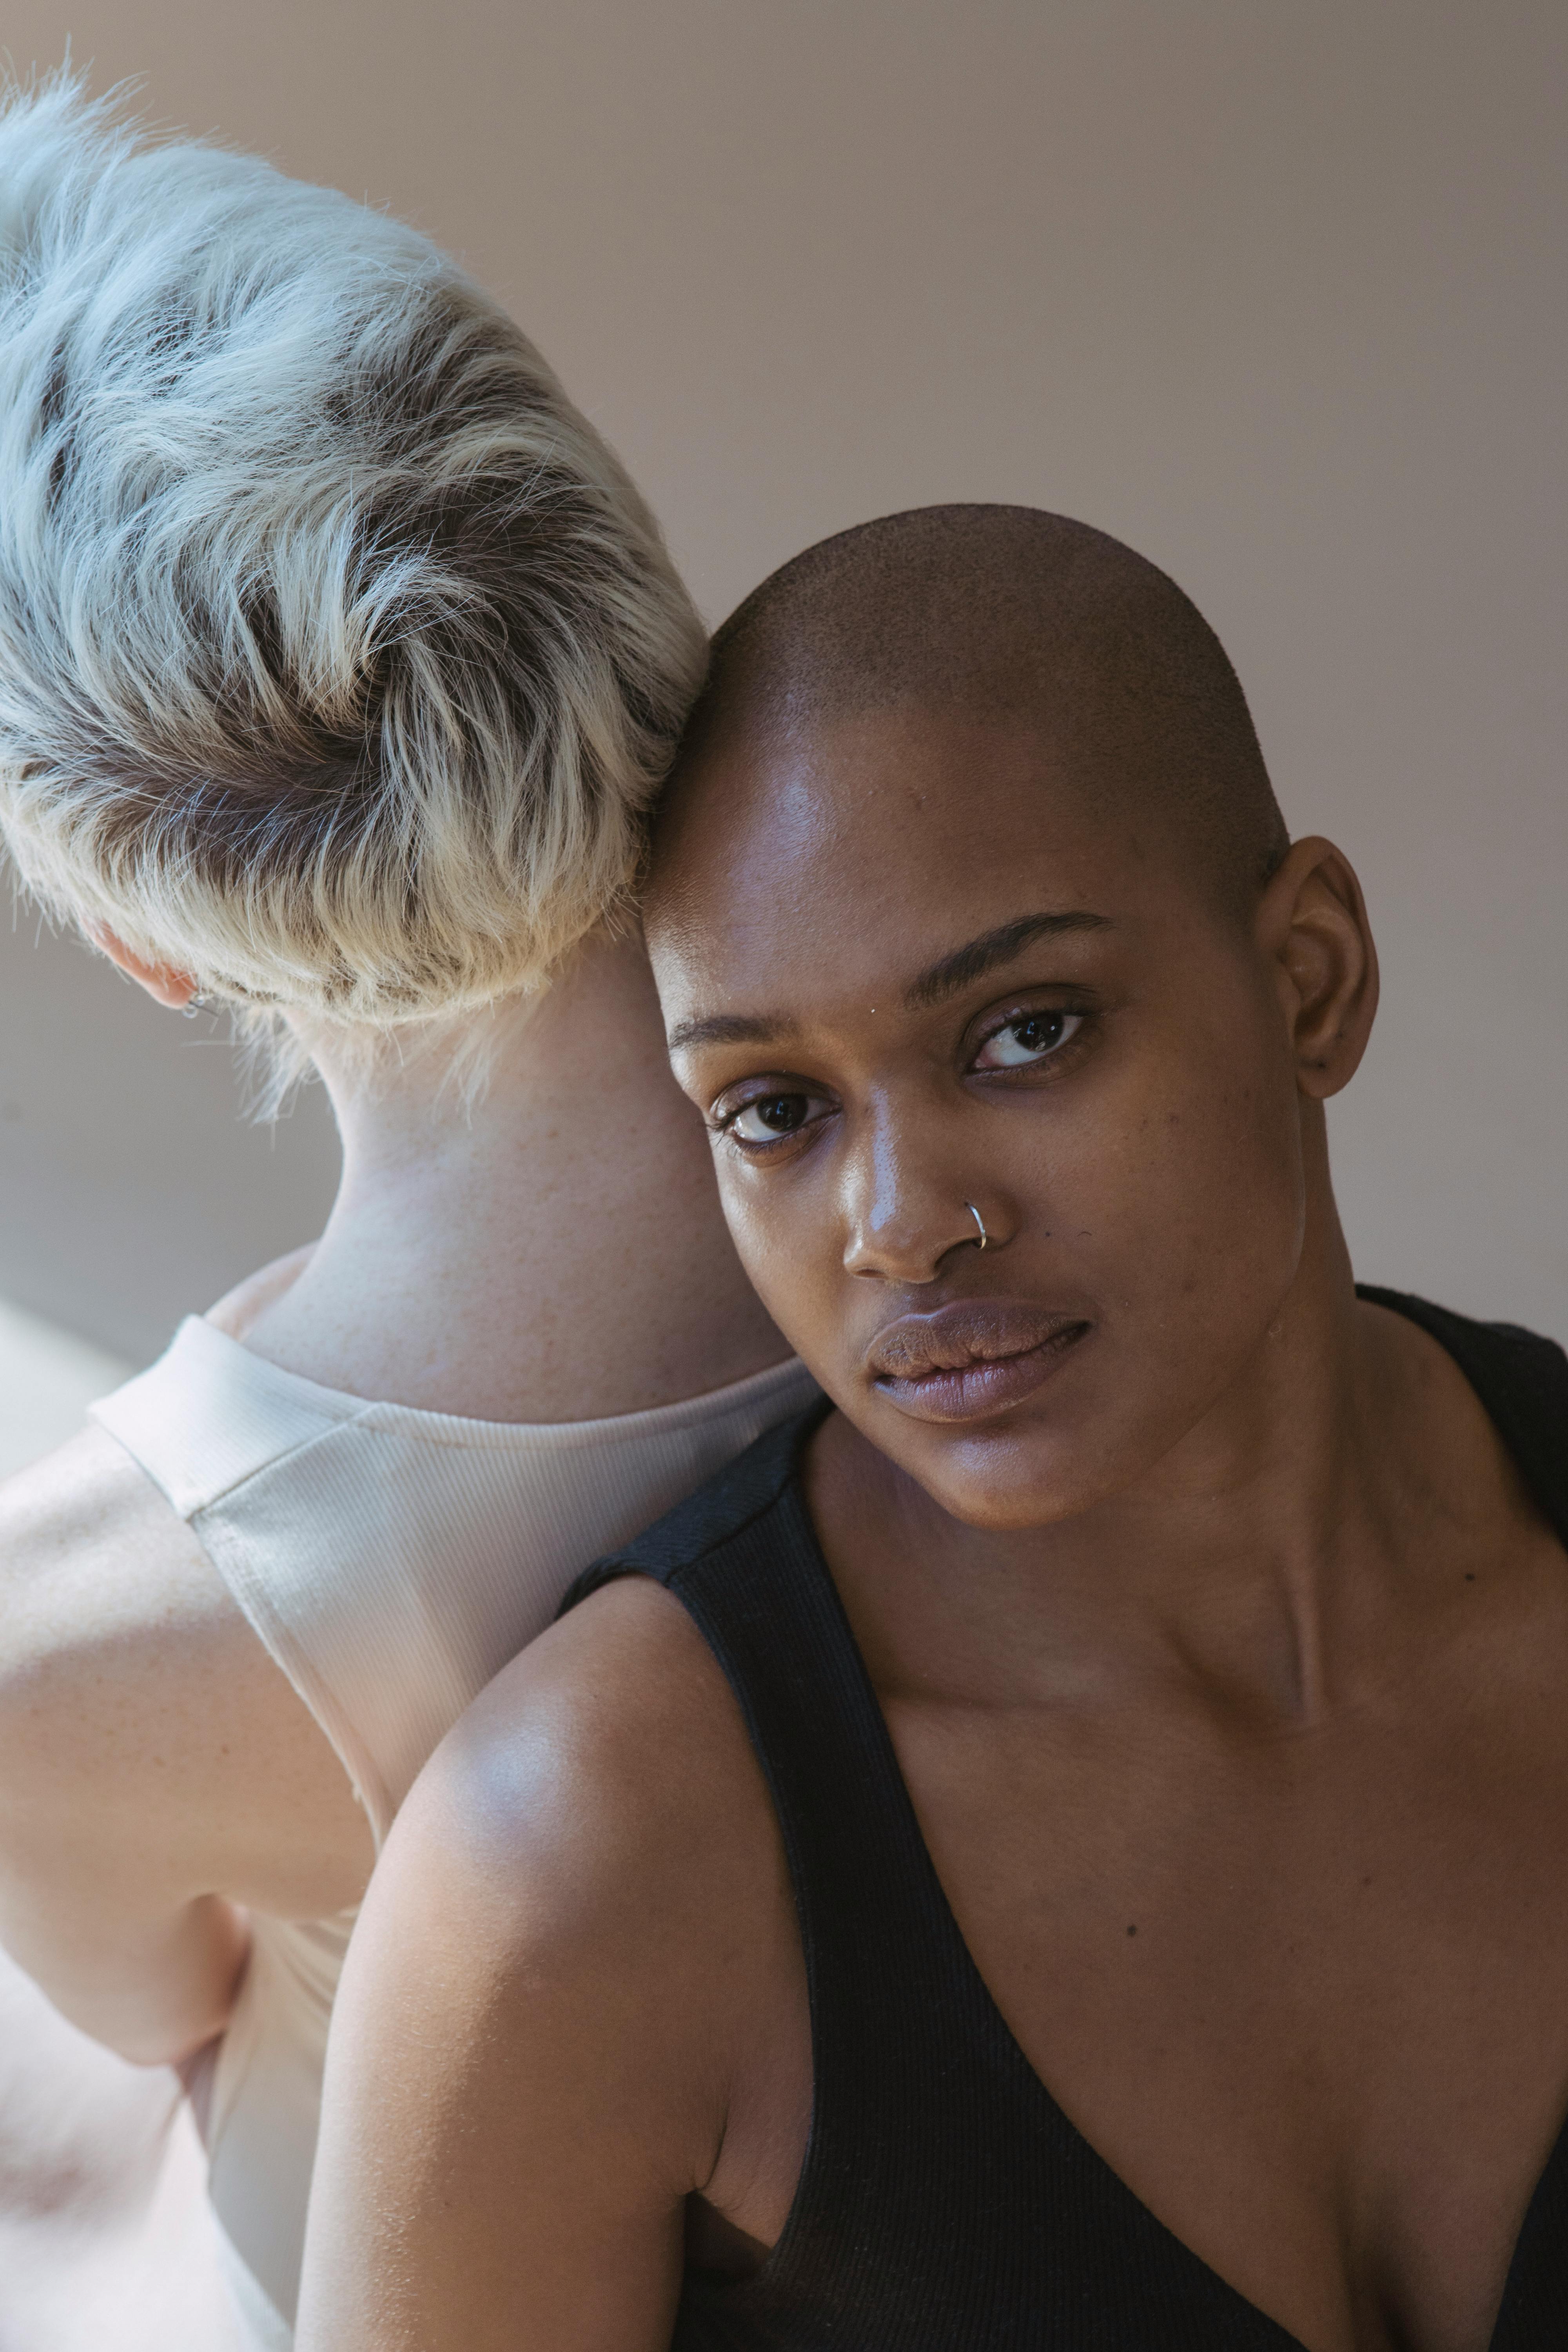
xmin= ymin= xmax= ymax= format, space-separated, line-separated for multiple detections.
xmin=90 ymin=1317 xmax=818 ymax=2348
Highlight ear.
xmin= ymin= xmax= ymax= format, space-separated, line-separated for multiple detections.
xmin=90 ymin=925 xmax=200 ymax=1011
xmin=1254 ymin=837 xmax=1379 ymax=1101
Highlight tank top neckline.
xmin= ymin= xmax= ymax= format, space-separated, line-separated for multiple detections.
xmin=759 ymin=1439 xmax=1568 ymax=2347
xmin=165 ymin=1310 xmax=809 ymax=1447
xmin=567 ymin=1283 xmax=1568 ymax=2349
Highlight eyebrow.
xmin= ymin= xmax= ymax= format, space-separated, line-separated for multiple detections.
xmin=666 ymin=1009 xmax=795 ymax=1055
xmin=903 ymin=909 xmax=1112 ymax=1010
xmin=666 ymin=909 xmax=1112 ymax=1056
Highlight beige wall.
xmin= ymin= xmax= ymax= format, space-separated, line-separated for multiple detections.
xmin=2 ymin=0 xmax=1564 ymax=1357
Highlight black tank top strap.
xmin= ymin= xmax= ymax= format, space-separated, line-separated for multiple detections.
xmin=1357 ymin=1283 xmax=1568 ymax=1539
xmin=1356 ymin=1289 xmax=1568 ymax=2345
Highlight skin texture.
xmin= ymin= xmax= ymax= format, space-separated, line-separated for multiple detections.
xmin=0 ymin=922 xmax=788 ymax=2063
xmin=297 ymin=701 xmax=1568 ymax=2352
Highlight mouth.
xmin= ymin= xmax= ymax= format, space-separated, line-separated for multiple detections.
xmin=866 ymin=1300 xmax=1093 ymax=1425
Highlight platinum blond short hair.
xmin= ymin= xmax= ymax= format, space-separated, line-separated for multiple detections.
xmin=0 ymin=78 xmax=707 ymax=1030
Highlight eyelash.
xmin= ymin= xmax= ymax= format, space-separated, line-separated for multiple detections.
xmin=710 ymin=1001 xmax=1096 ymax=1158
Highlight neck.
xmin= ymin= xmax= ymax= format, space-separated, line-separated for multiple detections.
xmin=240 ymin=926 xmax=789 ymax=1421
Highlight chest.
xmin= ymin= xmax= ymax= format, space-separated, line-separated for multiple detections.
xmin=886 ymin=1675 xmax=1568 ymax=2352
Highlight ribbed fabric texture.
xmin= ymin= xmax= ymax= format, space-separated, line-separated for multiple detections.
xmin=89 ymin=1317 xmax=819 ymax=2341
xmin=564 ymin=1288 xmax=1568 ymax=2349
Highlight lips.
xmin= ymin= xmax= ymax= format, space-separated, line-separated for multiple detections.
xmin=866 ymin=1299 xmax=1092 ymax=1425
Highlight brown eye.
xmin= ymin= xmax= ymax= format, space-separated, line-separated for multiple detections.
xmin=738 ymin=1094 xmax=806 ymax=1137
xmin=973 ymin=1010 xmax=1082 ymax=1071
xmin=726 ymin=1090 xmax=829 ymax=1146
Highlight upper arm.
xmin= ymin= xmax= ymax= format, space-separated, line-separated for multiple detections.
xmin=299 ymin=1584 xmax=769 ymax=2352
xmin=0 ymin=1427 xmax=373 ymax=1938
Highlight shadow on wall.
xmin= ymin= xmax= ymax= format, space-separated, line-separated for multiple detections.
xmin=0 ymin=1296 xmax=128 ymax=1475
xmin=0 ymin=911 xmax=340 ymax=1365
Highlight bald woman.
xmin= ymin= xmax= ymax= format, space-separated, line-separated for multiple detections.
xmin=299 ymin=510 xmax=1568 ymax=2352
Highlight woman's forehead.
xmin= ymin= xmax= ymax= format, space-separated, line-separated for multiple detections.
xmin=656 ymin=705 xmax=1115 ymax=897
xmin=647 ymin=707 xmax=1179 ymax=1016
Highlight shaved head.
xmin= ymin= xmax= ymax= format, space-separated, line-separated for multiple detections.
xmin=670 ymin=504 xmax=1287 ymax=909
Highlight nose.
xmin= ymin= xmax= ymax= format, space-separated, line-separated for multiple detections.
xmin=838 ymin=1104 xmax=989 ymax=1284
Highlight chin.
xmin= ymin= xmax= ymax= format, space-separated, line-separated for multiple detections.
xmin=907 ymin=1428 xmax=1118 ymax=1533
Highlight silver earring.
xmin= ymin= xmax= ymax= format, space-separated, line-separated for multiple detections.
xmin=965 ymin=1201 xmax=989 ymax=1250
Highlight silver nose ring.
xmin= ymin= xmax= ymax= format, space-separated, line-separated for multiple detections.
xmin=965 ymin=1201 xmax=989 ymax=1250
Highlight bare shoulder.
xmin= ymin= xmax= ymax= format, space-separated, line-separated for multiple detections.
xmin=0 ymin=1422 xmax=223 ymax=1654
xmin=387 ymin=1575 xmax=784 ymax=1990
xmin=352 ymin=1573 xmax=795 ymax=2159
xmin=305 ymin=1577 xmax=794 ymax=2350
xmin=0 ymin=1423 xmax=371 ymax=1911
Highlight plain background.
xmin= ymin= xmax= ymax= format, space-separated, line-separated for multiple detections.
xmin=0 ymin=0 xmax=1563 ymax=1362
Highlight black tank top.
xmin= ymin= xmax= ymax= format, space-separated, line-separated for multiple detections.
xmin=564 ymin=1288 xmax=1568 ymax=2349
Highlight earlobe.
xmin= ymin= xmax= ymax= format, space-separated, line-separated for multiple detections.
xmin=89 ymin=925 xmax=200 ymax=1010
xmin=1258 ymin=837 xmax=1379 ymax=1101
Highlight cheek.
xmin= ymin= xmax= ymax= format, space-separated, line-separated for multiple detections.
xmin=1044 ymin=996 xmax=1305 ymax=1299
xmin=713 ymin=1162 xmax=835 ymax=1350
xmin=1138 ymin=1086 xmax=1301 ymax=1300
